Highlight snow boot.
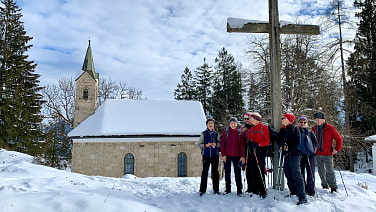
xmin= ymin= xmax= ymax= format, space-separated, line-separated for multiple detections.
xmin=297 ymin=198 xmax=308 ymax=205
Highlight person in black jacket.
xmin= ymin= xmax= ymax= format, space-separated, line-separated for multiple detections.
xmin=278 ymin=113 xmax=307 ymax=205
xmin=198 ymin=118 xmax=221 ymax=196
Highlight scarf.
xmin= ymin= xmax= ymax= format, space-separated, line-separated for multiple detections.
xmin=316 ymin=123 xmax=326 ymax=152
xmin=245 ymin=124 xmax=252 ymax=129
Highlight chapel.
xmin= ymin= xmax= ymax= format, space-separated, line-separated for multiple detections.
xmin=68 ymin=42 xmax=205 ymax=178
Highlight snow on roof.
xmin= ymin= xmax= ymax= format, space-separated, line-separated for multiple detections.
xmin=365 ymin=134 xmax=376 ymax=142
xmin=227 ymin=17 xmax=305 ymax=28
xmin=227 ymin=17 xmax=268 ymax=28
xmin=68 ymin=99 xmax=207 ymax=137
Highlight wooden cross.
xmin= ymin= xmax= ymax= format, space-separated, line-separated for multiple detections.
xmin=227 ymin=0 xmax=320 ymax=189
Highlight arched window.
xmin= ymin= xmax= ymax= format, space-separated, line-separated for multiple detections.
xmin=177 ymin=152 xmax=187 ymax=177
xmin=83 ymin=89 xmax=89 ymax=100
xmin=124 ymin=153 xmax=134 ymax=175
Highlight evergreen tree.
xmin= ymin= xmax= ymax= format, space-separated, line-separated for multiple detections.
xmin=211 ymin=48 xmax=244 ymax=129
xmin=0 ymin=0 xmax=44 ymax=154
xmin=193 ymin=58 xmax=213 ymax=116
xmin=37 ymin=119 xmax=71 ymax=169
xmin=174 ymin=67 xmax=196 ymax=100
xmin=347 ymin=0 xmax=376 ymax=133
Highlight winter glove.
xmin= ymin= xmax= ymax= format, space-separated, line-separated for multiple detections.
xmin=248 ymin=142 xmax=260 ymax=149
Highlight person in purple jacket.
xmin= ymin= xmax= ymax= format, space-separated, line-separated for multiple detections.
xmin=221 ymin=117 xmax=245 ymax=196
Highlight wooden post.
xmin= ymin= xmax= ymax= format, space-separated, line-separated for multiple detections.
xmin=269 ymin=0 xmax=283 ymax=190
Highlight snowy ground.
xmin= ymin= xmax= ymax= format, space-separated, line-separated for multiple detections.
xmin=1 ymin=149 xmax=376 ymax=212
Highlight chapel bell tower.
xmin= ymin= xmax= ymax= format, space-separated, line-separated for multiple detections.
xmin=73 ymin=40 xmax=99 ymax=128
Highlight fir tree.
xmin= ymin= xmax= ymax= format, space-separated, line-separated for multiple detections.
xmin=174 ymin=66 xmax=196 ymax=100
xmin=347 ymin=0 xmax=376 ymax=133
xmin=211 ymin=48 xmax=244 ymax=129
xmin=37 ymin=119 xmax=71 ymax=169
xmin=193 ymin=58 xmax=213 ymax=116
xmin=0 ymin=0 xmax=44 ymax=154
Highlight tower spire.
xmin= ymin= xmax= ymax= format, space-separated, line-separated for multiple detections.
xmin=82 ymin=40 xmax=98 ymax=80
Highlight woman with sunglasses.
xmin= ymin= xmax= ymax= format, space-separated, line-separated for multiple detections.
xmin=297 ymin=116 xmax=318 ymax=197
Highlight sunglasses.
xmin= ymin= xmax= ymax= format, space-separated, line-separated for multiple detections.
xmin=280 ymin=117 xmax=286 ymax=120
xmin=245 ymin=118 xmax=250 ymax=120
xmin=299 ymin=121 xmax=307 ymax=124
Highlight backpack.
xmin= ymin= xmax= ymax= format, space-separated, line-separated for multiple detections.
xmin=266 ymin=125 xmax=278 ymax=157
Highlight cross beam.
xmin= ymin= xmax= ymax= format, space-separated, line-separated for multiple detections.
xmin=227 ymin=18 xmax=320 ymax=35
xmin=227 ymin=0 xmax=320 ymax=190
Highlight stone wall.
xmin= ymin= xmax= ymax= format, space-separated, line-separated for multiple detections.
xmin=71 ymin=139 xmax=202 ymax=178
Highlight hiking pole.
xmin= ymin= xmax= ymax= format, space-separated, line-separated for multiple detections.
xmin=242 ymin=147 xmax=249 ymax=194
xmin=338 ymin=168 xmax=349 ymax=197
xmin=253 ymin=147 xmax=267 ymax=196
xmin=266 ymin=155 xmax=271 ymax=187
xmin=268 ymin=153 xmax=274 ymax=187
xmin=274 ymin=147 xmax=284 ymax=200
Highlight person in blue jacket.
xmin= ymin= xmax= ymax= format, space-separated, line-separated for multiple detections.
xmin=297 ymin=115 xmax=318 ymax=196
xmin=198 ymin=118 xmax=221 ymax=196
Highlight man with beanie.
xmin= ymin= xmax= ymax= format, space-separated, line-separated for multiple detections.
xmin=221 ymin=117 xmax=245 ymax=196
xmin=278 ymin=113 xmax=307 ymax=205
xmin=244 ymin=112 xmax=270 ymax=198
xmin=198 ymin=118 xmax=221 ymax=196
xmin=311 ymin=112 xmax=343 ymax=193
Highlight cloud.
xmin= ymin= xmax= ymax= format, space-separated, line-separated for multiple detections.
xmin=16 ymin=0 xmax=355 ymax=100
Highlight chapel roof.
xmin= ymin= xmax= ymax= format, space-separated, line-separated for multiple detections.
xmin=68 ymin=99 xmax=207 ymax=138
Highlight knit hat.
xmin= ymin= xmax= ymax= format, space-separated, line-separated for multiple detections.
xmin=282 ymin=113 xmax=295 ymax=123
xmin=313 ymin=112 xmax=325 ymax=119
xmin=244 ymin=112 xmax=252 ymax=118
xmin=228 ymin=117 xmax=238 ymax=123
xmin=298 ymin=115 xmax=308 ymax=121
xmin=250 ymin=112 xmax=262 ymax=121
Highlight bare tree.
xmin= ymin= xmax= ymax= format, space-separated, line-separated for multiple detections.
xmin=42 ymin=77 xmax=75 ymax=128
xmin=42 ymin=76 xmax=145 ymax=128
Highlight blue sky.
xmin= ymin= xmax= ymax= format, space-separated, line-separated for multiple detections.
xmin=14 ymin=0 xmax=355 ymax=100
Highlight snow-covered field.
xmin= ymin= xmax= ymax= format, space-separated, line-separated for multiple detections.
xmin=1 ymin=149 xmax=376 ymax=212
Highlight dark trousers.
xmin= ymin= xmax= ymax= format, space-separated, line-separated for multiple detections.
xmin=199 ymin=155 xmax=219 ymax=193
xmin=300 ymin=154 xmax=316 ymax=195
xmin=284 ymin=153 xmax=306 ymax=200
xmin=224 ymin=156 xmax=242 ymax=193
xmin=246 ymin=147 xmax=267 ymax=196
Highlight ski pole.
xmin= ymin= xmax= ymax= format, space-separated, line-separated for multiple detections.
xmin=242 ymin=147 xmax=249 ymax=194
xmin=338 ymin=168 xmax=349 ymax=197
xmin=274 ymin=147 xmax=284 ymax=200
xmin=253 ymin=147 xmax=267 ymax=195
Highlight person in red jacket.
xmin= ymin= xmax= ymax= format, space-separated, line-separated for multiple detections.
xmin=245 ymin=112 xmax=270 ymax=198
xmin=311 ymin=112 xmax=343 ymax=193
xmin=221 ymin=117 xmax=245 ymax=196
xmin=240 ymin=112 xmax=253 ymax=193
